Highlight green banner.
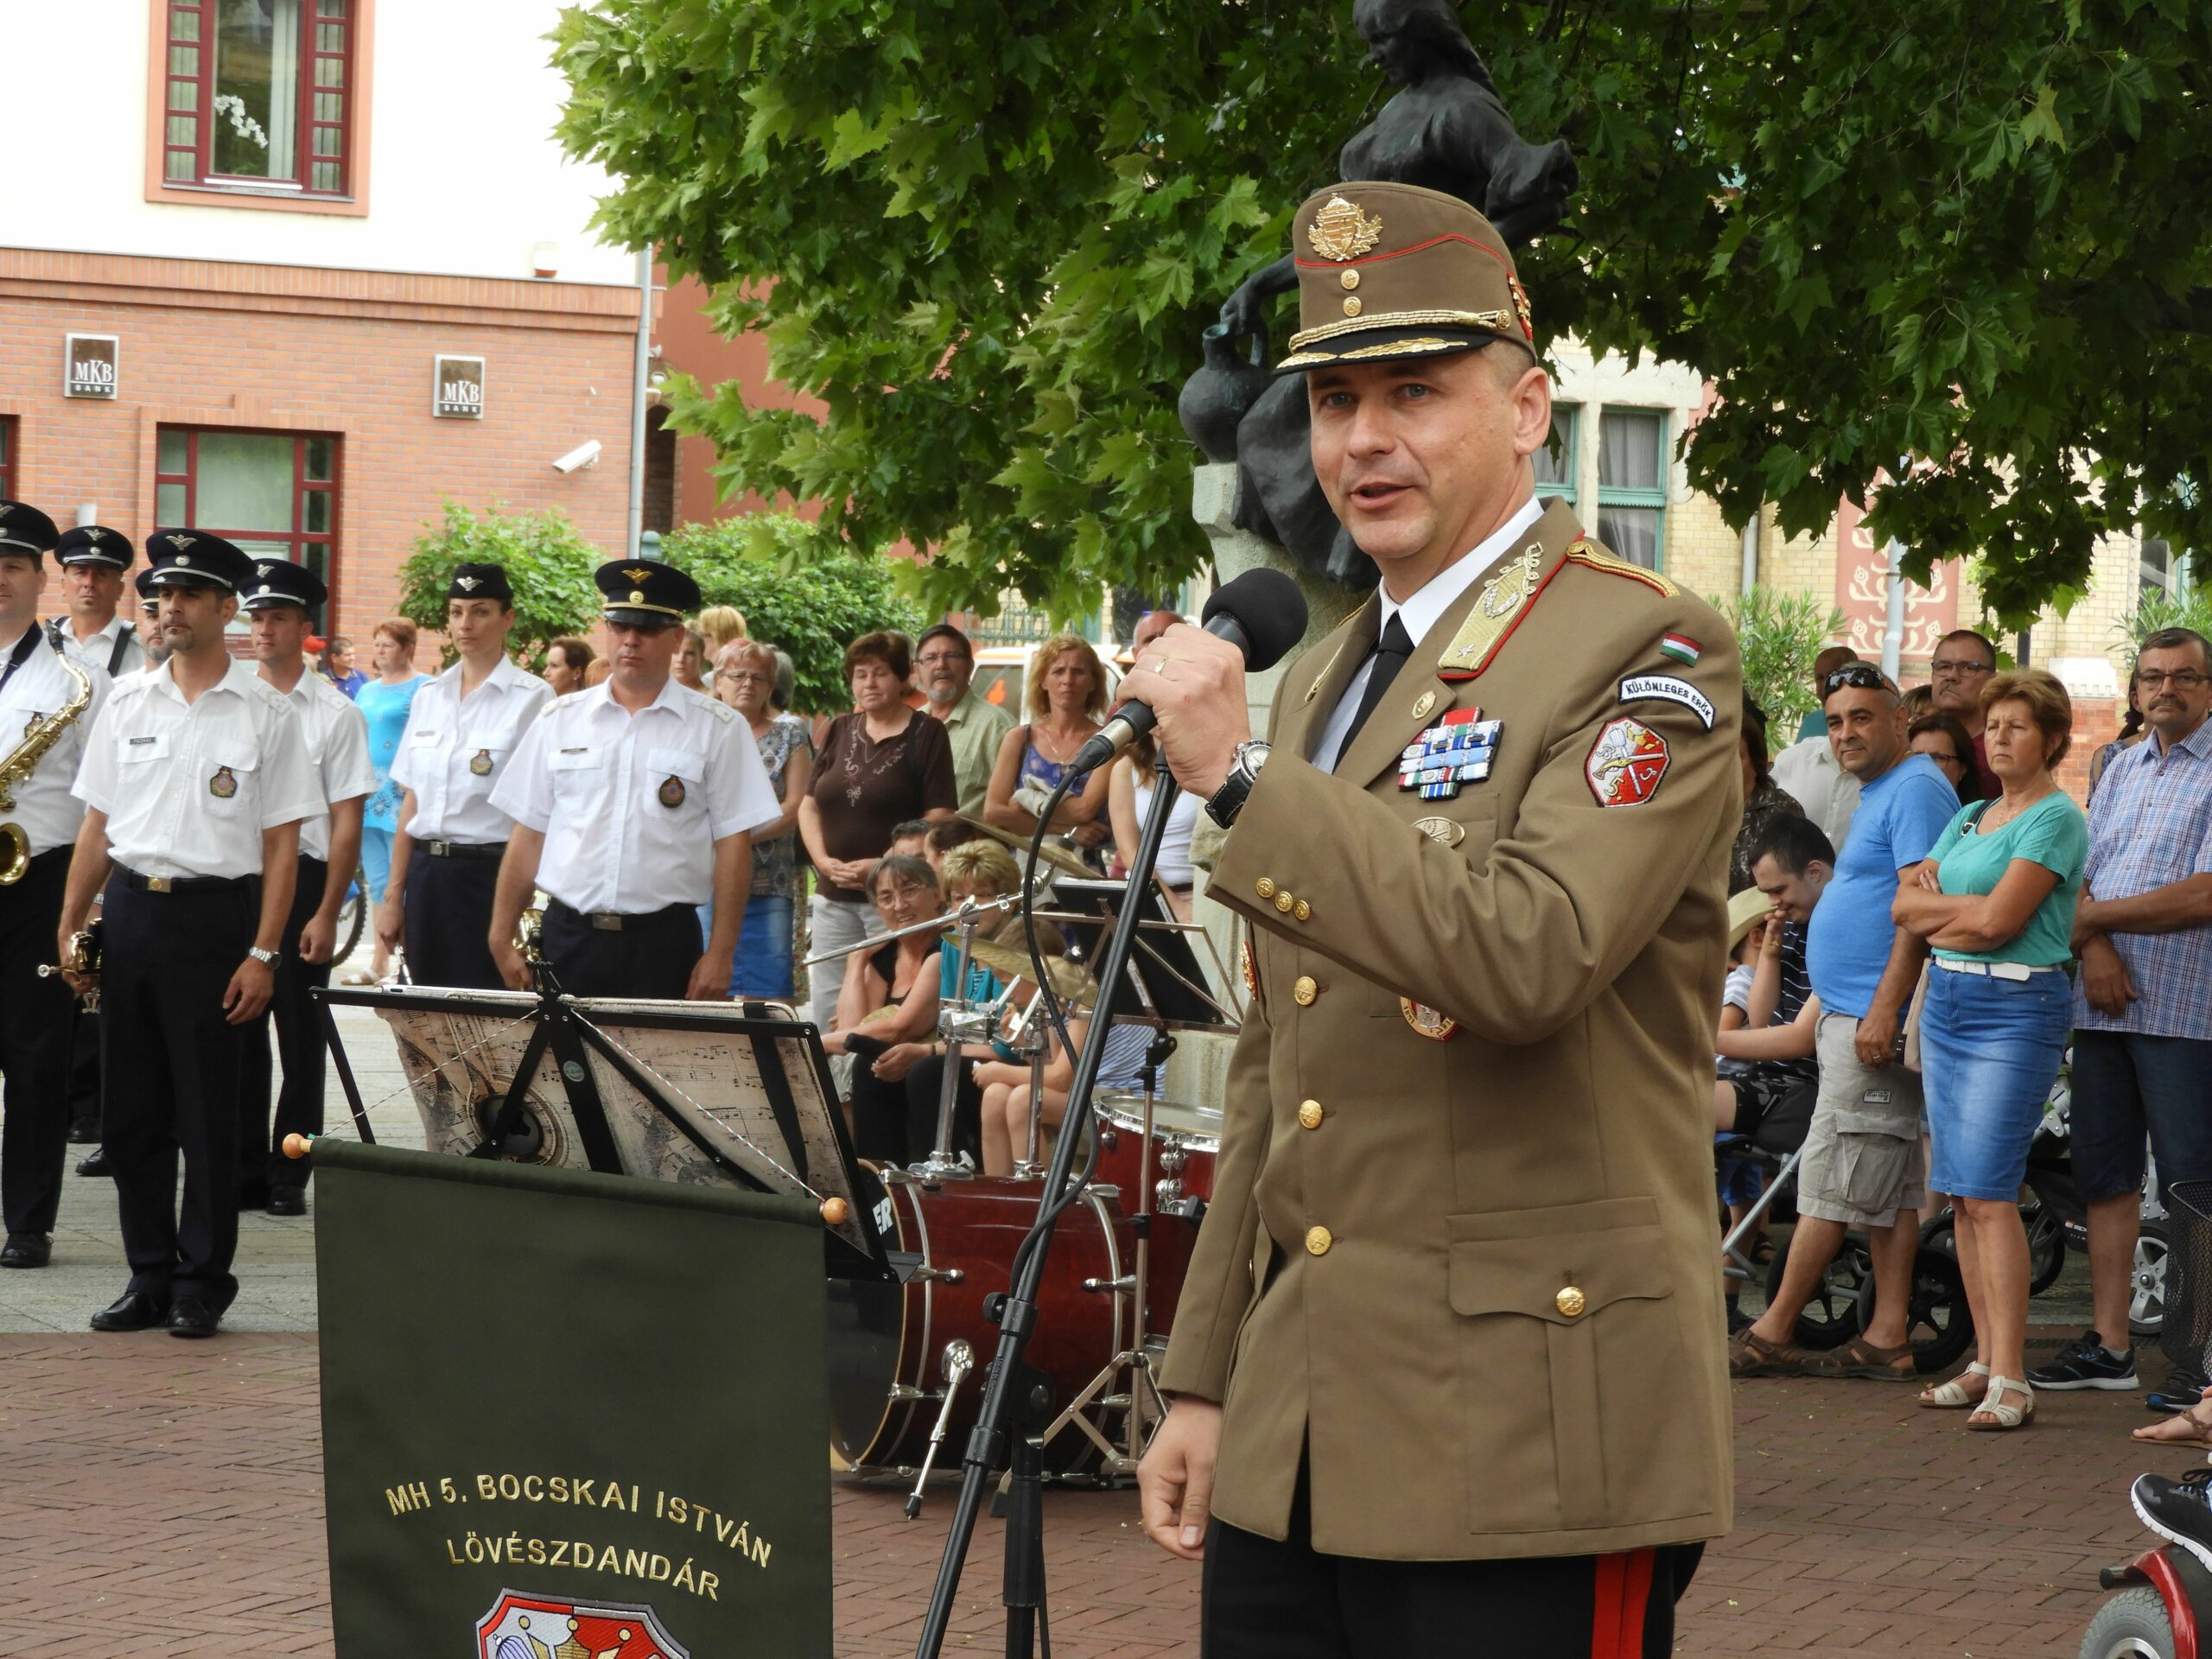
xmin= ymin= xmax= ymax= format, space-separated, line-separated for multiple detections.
xmin=314 ymin=1141 xmax=831 ymax=1658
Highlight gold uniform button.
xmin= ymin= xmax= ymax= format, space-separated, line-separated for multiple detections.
xmin=1298 ymin=1100 xmax=1324 ymax=1130
xmin=1555 ymin=1286 xmax=1586 ymax=1319
xmin=1293 ymin=899 xmax=1312 ymax=922
xmin=1274 ymin=891 xmax=1294 ymax=914
xmin=1255 ymin=877 xmax=1277 ymax=900
xmin=1306 ymin=1225 xmax=1333 ymax=1256
xmin=1339 ymin=270 xmax=1360 ymax=290
xmin=1292 ymin=976 xmax=1318 ymax=1007
xmin=1342 ymin=296 xmax=1363 ymax=318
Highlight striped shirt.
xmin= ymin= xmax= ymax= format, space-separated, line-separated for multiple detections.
xmin=2074 ymin=716 xmax=2212 ymax=1040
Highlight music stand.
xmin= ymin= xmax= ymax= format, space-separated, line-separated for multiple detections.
xmin=1039 ymin=877 xmax=1238 ymax=1030
xmin=318 ymin=984 xmax=893 ymax=1281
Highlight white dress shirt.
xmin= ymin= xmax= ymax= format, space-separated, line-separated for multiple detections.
xmin=389 ymin=655 xmax=554 ymax=844
xmin=490 ymin=678 xmax=779 ymax=914
xmin=49 ymin=613 xmax=146 ymax=678
xmin=1770 ymin=732 xmax=1861 ymax=851
xmin=73 ymin=658 xmax=321 ymax=880
xmin=270 ymin=667 xmax=377 ymax=863
xmin=1311 ymin=493 xmax=1546 ymax=772
xmin=0 ymin=625 xmax=110 ymax=861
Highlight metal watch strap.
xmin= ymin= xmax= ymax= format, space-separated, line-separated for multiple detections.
xmin=1205 ymin=741 xmax=1271 ymax=829
xmin=248 ymin=946 xmax=280 ymax=966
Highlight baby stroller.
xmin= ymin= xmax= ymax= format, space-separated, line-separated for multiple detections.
xmin=1718 ymin=1077 xmax=1974 ymax=1374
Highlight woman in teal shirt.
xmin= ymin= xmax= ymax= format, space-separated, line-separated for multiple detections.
xmin=1893 ymin=669 xmax=2088 ymax=1430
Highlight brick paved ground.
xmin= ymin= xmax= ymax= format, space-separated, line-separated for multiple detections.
xmin=0 ymin=1325 xmax=2196 ymax=1657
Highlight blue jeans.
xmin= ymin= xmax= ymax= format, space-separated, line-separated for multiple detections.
xmin=2071 ymin=1029 xmax=2212 ymax=1204
xmin=1922 ymin=966 xmax=2071 ymax=1201
xmin=730 ymin=893 xmax=796 ymax=1000
xmin=359 ymin=825 xmax=394 ymax=906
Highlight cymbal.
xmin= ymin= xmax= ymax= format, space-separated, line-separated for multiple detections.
xmin=957 ymin=815 xmax=1097 ymax=880
xmin=963 ymin=938 xmax=1096 ymax=1007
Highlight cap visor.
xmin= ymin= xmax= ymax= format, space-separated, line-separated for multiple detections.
xmin=601 ymin=606 xmax=683 ymax=628
xmin=1274 ymin=326 xmax=1514 ymax=376
xmin=147 ymin=571 xmax=232 ymax=591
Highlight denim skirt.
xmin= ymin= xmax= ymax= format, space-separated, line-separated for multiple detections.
xmin=1922 ymin=964 xmax=2071 ymax=1202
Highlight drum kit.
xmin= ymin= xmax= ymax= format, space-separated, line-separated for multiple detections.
xmin=815 ymin=823 xmax=1237 ymax=1491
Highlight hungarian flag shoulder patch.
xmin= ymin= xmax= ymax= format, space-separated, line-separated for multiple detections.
xmin=1658 ymin=632 xmax=1701 ymax=666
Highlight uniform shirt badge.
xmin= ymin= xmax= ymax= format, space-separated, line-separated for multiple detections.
xmin=658 ymin=775 xmax=686 ymax=808
xmin=1586 ymin=716 xmax=1670 ymax=807
xmin=209 ymin=765 xmax=238 ymax=798
xmin=1401 ymin=999 xmax=1459 ymax=1041
xmin=468 ymin=747 xmax=493 ymax=776
xmin=1617 ymin=672 xmax=1715 ymax=730
xmin=1398 ymin=707 xmax=1500 ymax=799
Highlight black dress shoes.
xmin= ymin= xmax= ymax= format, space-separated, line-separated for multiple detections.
xmin=265 ymin=1188 xmax=307 ymax=1217
xmin=66 ymin=1122 xmax=99 ymax=1145
xmin=168 ymin=1297 xmax=221 ymax=1339
xmin=0 ymin=1234 xmax=52 ymax=1269
xmin=75 ymin=1147 xmax=111 ymax=1178
xmin=91 ymin=1290 xmax=171 ymax=1332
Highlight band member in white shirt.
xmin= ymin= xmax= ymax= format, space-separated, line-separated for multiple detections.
xmin=378 ymin=563 xmax=552 ymax=988
xmin=48 ymin=525 xmax=147 ymax=678
xmin=60 ymin=531 xmax=321 ymax=1338
xmin=488 ymin=559 xmax=779 ymax=999
xmin=0 ymin=503 xmax=110 ymax=1269
xmin=238 ymin=559 xmax=375 ymax=1217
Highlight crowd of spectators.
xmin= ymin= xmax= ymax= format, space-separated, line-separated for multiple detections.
xmin=1723 ymin=625 xmax=2212 ymax=1439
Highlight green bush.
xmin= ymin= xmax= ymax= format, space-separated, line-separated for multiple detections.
xmin=2115 ymin=582 xmax=2212 ymax=664
xmin=1713 ymin=587 xmax=1851 ymax=748
xmin=659 ymin=514 xmax=927 ymax=715
xmin=395 ymin=501 xmax=601 ymax=672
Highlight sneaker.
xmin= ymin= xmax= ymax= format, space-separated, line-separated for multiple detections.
xmin=2133 ymin=1470 xmax=2212 ymax=1573
xmin=2026 ymin=1329 xmax=2138 ymax=1391
xmin=2147 ymin=1376 xmax=2209 ymax=1414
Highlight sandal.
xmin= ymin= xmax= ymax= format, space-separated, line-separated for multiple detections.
xmin=1919 ymin=1362 xmax=1991 ymax=1409
xmin=2133 ymin=1402 xmax=2212 ymax=1448
xmin=1750 ymin=1233 xmax=1777 ymax=1268
xmin=1728 ymin=1327 xmax=1808 ymax=1377
xmin=1967 ymin=1375 xmax=2034 ymax=1431
xmin=1800 ymin=1335 xmax=1917 ymax=1382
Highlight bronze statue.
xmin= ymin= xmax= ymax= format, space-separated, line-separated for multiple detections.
xmin=1179 ymin=0 xmax=1577 ymax=584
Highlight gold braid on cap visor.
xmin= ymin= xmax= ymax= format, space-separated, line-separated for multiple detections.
xmin=1287 ymin=308 xmax=1516 ymax=353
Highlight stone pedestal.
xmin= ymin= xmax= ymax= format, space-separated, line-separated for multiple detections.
xmin=1163 ymin=465 xmax=1362 ymax=1113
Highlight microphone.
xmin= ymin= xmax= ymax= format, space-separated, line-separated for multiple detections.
xmin=1070 ymin=566 xmax=1309 ymax=775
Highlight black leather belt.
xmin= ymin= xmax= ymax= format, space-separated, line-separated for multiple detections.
xmin=423 ymin=839 xmax=507 ymax=861
xmin=547 ymin=898 xmax=694 ymax=933
xmin=121 ymin=868 xmax=252 ymax=894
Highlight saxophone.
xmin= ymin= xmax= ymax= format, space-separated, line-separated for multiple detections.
xmin=0 ymin=647 xmax=93 ymax=884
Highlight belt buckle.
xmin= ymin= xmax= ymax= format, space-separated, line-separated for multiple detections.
xmin=591 ymin=912 xmax=623 ymax=931
xmin=429 ymin=840 xmax=450 ymax=857
xmin=146 ymin=874 xmax=174 ymax=894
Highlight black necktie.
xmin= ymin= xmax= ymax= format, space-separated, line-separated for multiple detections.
xmin=1336 ymin=613 xmax=1415 ymax=769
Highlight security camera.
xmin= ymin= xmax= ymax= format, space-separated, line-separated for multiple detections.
xmin=551 ymin=440 xmax=602 ymax=474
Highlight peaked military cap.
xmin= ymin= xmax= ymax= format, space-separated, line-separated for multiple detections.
xmin=446 ymin=561 xmax=514 ymax=604
xmin=1274 ymin=181 xmax=1537 ymax=374
xmin=239 ymin=556 xmax=327 ymax=612
xmin=0 ymin=500 xmax=60 ymax=558
xmin=594 ymin=557 xmax=699 ymax=628
xmin=143 ymin=528 xmax=253 ymax=593
xmin=55 ymin=524 xmax=134 ymax=569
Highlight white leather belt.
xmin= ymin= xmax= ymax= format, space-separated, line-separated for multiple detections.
xmin=1935 ymin=957 xmax=2063 ymax=982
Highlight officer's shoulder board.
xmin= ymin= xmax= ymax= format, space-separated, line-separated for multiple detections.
xmin=247 ymin=677 xmax=293 ymax=713
xmin=1561 ymin=538 xmax=1679 ymax=598
xmin=698 ymin=692 xmax=735 ymax=725
xmin=539 ymin=690 xmax=583 ymax=719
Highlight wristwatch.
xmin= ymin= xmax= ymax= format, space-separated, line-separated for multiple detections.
xmin=1205 ymin=740 xmax=1272 ymax=829
xmin=248 ymin=946 xmax=280 ymax=967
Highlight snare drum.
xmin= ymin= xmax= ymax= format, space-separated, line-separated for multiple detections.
xmin=1093 ymin=1091 xmax=1221 ymax=1214
xmin=826 ymin=1172 xmax=1136 ymax=1475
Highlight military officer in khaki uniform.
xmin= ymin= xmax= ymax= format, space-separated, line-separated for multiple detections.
xmin=1129 ymin=183 xmax=1739 ymax=1655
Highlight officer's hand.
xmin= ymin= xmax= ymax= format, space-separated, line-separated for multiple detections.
xmin=1138 ymin=1397 xmax=1222 ymax=1561
xmin=493 ymin=940 xmax=534 ymax=993
xmin=298 ymin=914 xmax=336 ymax=965
xmin=1116 ymin=624 xmax=1250 ymax=801
xmin=1853 ymin=1003 xmax=1900 ymax=1067
xmin=375 ymin=894 xmax=404 ymax=955
xmin=224 ymin=957 xmax=277 ymax=1025
xmin=683 ymin=952 xmax=728 ymax=1001
xmin=2080 ymin=934 xmax=2139 ymax=1016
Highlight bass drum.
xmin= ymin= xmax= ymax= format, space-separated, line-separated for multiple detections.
xmin=827 ymin=1172 xmax=1136 ymax=1476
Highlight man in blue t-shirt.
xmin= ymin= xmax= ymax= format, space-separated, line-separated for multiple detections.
xmin=1733 ymin=661 xmax=1961 ymax=1382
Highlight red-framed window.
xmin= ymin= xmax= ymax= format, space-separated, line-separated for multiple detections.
xmin=162 ymin=0 xmax=354 ymax=197
xmin=0 ymin=420 xmax=15 ymax=504
xmin=156 ymin=427 xmax=340 ymax=629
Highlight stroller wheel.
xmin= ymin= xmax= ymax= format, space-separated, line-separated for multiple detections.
xmin=2025 ymin=1201 xmax=2068 ymax=1297
xmin=2077 ymin=1584 xmax=2175 ymax=1658
xmin=1764 ymin=1232 xmax=1867 ymax=1352
xmin=1854 ymin=1244 xmax=1976 ymax=1374
xmin=2131 ymin=1219 xmax=2171 ymax=1340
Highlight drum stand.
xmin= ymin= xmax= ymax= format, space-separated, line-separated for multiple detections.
xmin=916 ymin=907 xmax=995 ymax=1184
xmin=1038 ymin=1026 xmax=1176 ymax=1478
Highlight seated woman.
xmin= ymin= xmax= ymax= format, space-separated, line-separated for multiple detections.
xmin=976 ymin=1017 xmax=1152 ymax=1178
xmin=821 ymin=855 xmax=944 ymax=1165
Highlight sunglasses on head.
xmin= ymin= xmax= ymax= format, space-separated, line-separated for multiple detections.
xmin=1822 ymin=663 xmax=1891 ymax=696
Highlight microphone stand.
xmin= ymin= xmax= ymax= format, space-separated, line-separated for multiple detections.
xmin=912 ymin=764 xmax=1185 ymax=1659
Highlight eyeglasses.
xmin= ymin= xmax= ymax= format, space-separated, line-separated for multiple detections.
xmin=715 ymin=669 xmax=772 ymax=683
xmin=2137 ymin=669 xmax=2210 ymax=690
xmin=872 ymin=882 xmax=934 ymax=906
xmin=1821 ymin=663 xmax=1891 ymax=696
xmin=1929 ymin=657 xmax=1995 ymax=676
xmin=1912 ymin=746 xmax=1966 ymax=770
xmin=915 ymin=652 xmax=969 ymax=668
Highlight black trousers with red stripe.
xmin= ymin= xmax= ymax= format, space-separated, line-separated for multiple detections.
xmin=1201 ymin=1465 xmax=1701 ymax=1659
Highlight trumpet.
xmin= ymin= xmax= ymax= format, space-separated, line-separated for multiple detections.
xmin=38 ymin=924 xmax=103 ymax=1009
